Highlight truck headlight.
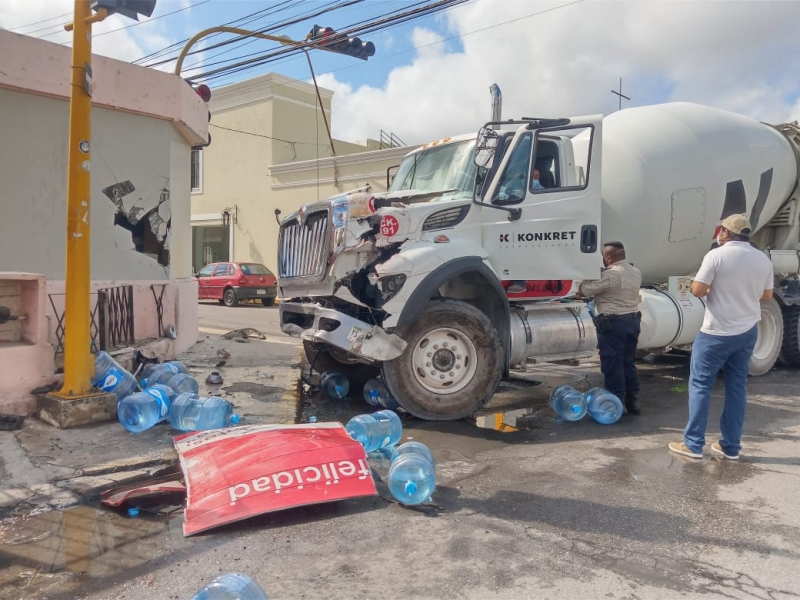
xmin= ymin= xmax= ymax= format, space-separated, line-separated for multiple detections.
xmin=379 ymin=274 xmax=407 ymax=303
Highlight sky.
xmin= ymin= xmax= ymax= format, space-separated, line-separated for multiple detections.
xmin=2 ymin=0 xmax=800 ymax=145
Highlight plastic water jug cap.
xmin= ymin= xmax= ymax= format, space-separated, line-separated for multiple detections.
xmin=127 ymin=507 xmax=140 ymax=517
xmin=571 ymin=405 xmax=582 ymax=413
xmin=230 ymin=414 xmax=241 ymax=425
xmin=405 ymin=480 xmax=417 ymax=495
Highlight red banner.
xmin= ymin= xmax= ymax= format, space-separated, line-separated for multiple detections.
xmin=174 ymin=423 xmax=376 ymax=536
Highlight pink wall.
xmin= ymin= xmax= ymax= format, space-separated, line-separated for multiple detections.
xmin=0 ymin=29 xmax=208 ymax=147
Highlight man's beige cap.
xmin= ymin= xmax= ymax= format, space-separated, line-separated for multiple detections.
xmin=721 ymin=214 xmax=752 ymax=236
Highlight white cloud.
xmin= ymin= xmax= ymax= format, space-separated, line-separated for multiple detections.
xmin=321 ymin=0 xmax=800 ymax=144
xmin=0 ymin=0 xmax=179 ymax=63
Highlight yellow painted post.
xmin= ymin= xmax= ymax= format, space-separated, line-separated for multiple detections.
xmin=58 ymin=0 xmax=106 ymax=397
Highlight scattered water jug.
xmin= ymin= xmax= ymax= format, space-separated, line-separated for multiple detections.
xmin=549 ymin=384 xmax=587 ymax=421
xmin=345 ymin=409 xmax=402 ymax=452
xmin=387 ymin=441 xmax=436 ymax=505
xmin=192 ymin=573 xmax=268 ymax=600
xmin=585 ymin=386 xmax=624 ymax=425
xmin=320 ymin=371 xmax=349 ymax=400
xmin=363 ymin=378 xmax=400 ymax=410
xmin=117 ymin=384 xmax=175 ymax=433
xmin=169 ymin=393 xmax=240 ymax=432
xmin=145 ymin=370 xmax=199 ymax=395
xmin=140 ymin=361 xmax=187 ymax=385
xmin=92 ymin=351 xmax=139 ymax=401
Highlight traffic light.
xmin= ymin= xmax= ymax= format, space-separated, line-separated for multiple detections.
xmin=191 ymin=83 xmax=212 ymax=149
xmin=308 ymin=24 xmax=375 ymax=60
xmin=91 ymin=0 xmax=156 ymax=20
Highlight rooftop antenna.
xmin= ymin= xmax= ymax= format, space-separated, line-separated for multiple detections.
xmin=611 ymin=77 xmax=630 ymax=111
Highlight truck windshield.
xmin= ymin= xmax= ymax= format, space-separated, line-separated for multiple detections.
xmin=389 ymin=140 xmax=477 ymax=196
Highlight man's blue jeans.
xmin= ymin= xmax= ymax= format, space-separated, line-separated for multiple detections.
xmin=684 ymin=325 xmax=758 ymax=456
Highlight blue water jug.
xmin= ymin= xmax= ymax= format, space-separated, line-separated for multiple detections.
xmin=345 ymin=409 xmax=402 ymax=452
xmin=320 ymin=371 xmax=349 ymax=400
xmin=92 ymin=351 xmax=139 ymax=401
xmin=166 ymin=373 xmax=200 ymax=394
xmin=549 ymin=384 xmax=587 ymax=421
xmin=363 ymin=378 xmax=400 ymax=410
xmin=585 ymin=386 xmax=624 ymax=425
xmin=169 ymin=393 xmax=240 ymax=432
xmin=140 ymin=361 xmax=187 ymax=385
xmin=192 ymin=573 xmax=268 ymax=600
xmin=388 ymin=442 xmax=436 ymax=505
xmin=117 ymin=384 xmax=175 ymax=433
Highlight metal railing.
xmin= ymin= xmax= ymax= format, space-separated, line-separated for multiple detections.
xmin=49 ymin=285 xmax=135 ymax=360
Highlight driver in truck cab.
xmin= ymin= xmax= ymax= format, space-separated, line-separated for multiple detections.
xmin=578 ymin=241 xmax=643 ymax=415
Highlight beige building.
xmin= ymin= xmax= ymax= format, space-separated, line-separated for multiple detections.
xmin=190 ymin=72 xmax=417 ymax=275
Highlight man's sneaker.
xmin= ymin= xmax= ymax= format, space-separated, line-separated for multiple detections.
xmin=710 ymin=442 xmax=739 ymax=460
xmin=668 ymin=442 xmax=702 ymax=459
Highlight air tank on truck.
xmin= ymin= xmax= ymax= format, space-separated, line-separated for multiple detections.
xmin=277 ymin=102 xmax=800 ymax=420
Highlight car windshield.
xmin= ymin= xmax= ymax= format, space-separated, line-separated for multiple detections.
xmin=389 ymin=140 xmax=478 ymax=197
xmin=240 ymin=263 xmax=271 ymax=276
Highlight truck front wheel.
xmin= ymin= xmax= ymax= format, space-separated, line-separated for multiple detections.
xmin=382 ymin=299 xmax=503 ymax=420
xmin=748 ymin=298 xmax=783 ymax=376
xmin=779 ymin=304 xmax=800 ymax=367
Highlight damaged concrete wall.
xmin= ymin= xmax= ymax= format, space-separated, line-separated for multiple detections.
xmin=0 ymin=88 xmax=192 ymax=281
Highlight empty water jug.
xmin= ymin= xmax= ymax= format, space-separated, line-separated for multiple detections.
xmin=363 ymin=378 xmax=400 ymax=410
xmin=345 ymin=409 xmax=402 ymax=452
xmin=146 ymin=370 xmax=199 ymax=395
xmin=320 ymin=371 xmax=349 ymax=400
xmin=192 ymin=573 xmax=268 ymax=600
xmin=549 ymin=384 xmax=587 ymax=421
xmin=585 ymin=387 xmax=624 ymax=425
xmin=169 ymin=393 xmax=241 ymax=432
xmin=92 ymin=351 xmax=139 ymax=401
xmin=118 ymin=384 xmax=175 ymax=433
xmin=388 ymin=442 xmax=436 ymax=505
xmin=140 ymin=361 xmax=188 ymax=385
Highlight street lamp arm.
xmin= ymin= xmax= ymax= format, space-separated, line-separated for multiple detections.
xmin=174 ymin=27 xmax=304 ymax=76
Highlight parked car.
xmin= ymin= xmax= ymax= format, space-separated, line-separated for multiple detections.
xmin=196 ymin=262 xmax=278 ymax=307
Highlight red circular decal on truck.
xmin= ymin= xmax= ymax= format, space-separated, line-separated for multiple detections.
xmin=380 ymin=215 xmax=400 ymax=237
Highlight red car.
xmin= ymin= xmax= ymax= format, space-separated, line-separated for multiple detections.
xmin=196 ymin=262 xmax=278 ymax=307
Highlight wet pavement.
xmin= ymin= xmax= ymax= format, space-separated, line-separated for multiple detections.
xmin=2 ymin=347 xmax=800 ymax=599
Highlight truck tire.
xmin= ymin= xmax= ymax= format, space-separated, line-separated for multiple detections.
xmin=302 ymin=340 xmax=379 ymax=392
xmin=381 ymin=299 xmax=503 ymax=420
xmin=748 ymin=298 xmax=783 ymax=376
xmin=779 ymin=304 xmax=800 ymax=366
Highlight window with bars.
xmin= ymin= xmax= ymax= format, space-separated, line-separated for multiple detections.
xmin=191 ymin=149 xmax=203 ymax=193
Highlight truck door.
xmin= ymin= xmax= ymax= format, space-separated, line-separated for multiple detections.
xmin=482 ymin=117 xmax=603 ymax=282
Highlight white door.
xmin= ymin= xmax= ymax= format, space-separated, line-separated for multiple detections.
xmin=482 ymin=117 xmax=603 ymax=283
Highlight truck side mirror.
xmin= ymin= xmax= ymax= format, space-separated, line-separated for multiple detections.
xmin=474 ymin=126 xmax=499 ymax=168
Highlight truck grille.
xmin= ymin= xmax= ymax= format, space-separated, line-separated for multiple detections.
xmin=278 ymin=210 xmax=331 ymax=280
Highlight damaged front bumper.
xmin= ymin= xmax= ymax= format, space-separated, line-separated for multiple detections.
xmin=279 ymin=302 xmax=407 ymax=362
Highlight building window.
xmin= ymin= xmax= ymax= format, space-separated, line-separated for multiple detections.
xmin=191 ymin=149 xmax=203 ymax=193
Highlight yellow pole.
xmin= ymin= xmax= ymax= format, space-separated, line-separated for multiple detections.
xmin=58 ymin=0 xmax=107 ymax=397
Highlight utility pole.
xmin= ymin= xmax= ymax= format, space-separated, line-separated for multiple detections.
xmin=610 ymin=77 xmax=630 ymax=112
xmin=53 ymin=0 xmax=155 ymax=400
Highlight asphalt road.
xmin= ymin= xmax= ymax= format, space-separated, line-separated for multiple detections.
xmin=4 ymin=308 xmax=800 ymax=600
xmin=197 ymin=301 xmax=287 ymax=340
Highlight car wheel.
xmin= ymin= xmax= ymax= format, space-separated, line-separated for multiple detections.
xmin=223 ymin=288 xmax=238 ymax=307
xmin=261 ymin=298 xmax=276 ymax=307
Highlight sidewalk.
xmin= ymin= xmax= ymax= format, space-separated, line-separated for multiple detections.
xmin=0 ymin=333 xmax=302 ymax=520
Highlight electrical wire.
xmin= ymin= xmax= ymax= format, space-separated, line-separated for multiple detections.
xmin=185 ymin=0 xmax=468 ymax=84
xmin=94 ymin=0 xmax=213 ymax=38
xmin=7 ymin=11 xmax=72 ymax=34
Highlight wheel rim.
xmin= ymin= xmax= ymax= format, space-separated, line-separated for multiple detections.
xmin=753 ymin=307 xmax=778 ymax=361
xmin=225 ymin=290 xmax=234 ymax=304
xmin=411 ymin=327 xmax=478 ymax=394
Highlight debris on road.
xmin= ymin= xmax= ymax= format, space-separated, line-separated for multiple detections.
xmin=174 ymin=422 xmax=377 ymax=536
xmin=192 ymin=573 xmax=268 ymax=600
xmin=206 ymin=371 xmax=224 ymax=385
xmin=221 ymin=327 xmax=267 ymax=341
xmin=100 ymin=470 xmax=186 ymax=509
xmin=216 ymin=349 xmax=231 ymax=360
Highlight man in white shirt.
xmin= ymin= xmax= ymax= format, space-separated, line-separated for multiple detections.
xmin=669 ymin=214 xmax=774 ymax=460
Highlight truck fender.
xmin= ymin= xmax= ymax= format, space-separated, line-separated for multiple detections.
xmin=392 ymin=256 xmax=511 ymax=372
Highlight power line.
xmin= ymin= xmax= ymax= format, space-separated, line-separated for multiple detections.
xmin=7 ymin=11 xmax=72 ymax=33
xmin=94 ymin=0 xmax=212 ymax=38
xmin=186 ymin=0 xmax=468 ymax=84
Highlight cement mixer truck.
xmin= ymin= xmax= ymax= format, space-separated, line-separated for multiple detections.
xmin=278 ymin=102 xmax=800 ymax=420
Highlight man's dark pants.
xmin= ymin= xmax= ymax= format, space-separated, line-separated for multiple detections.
xmin=597 ymin=314 xmax=641 ymax=401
